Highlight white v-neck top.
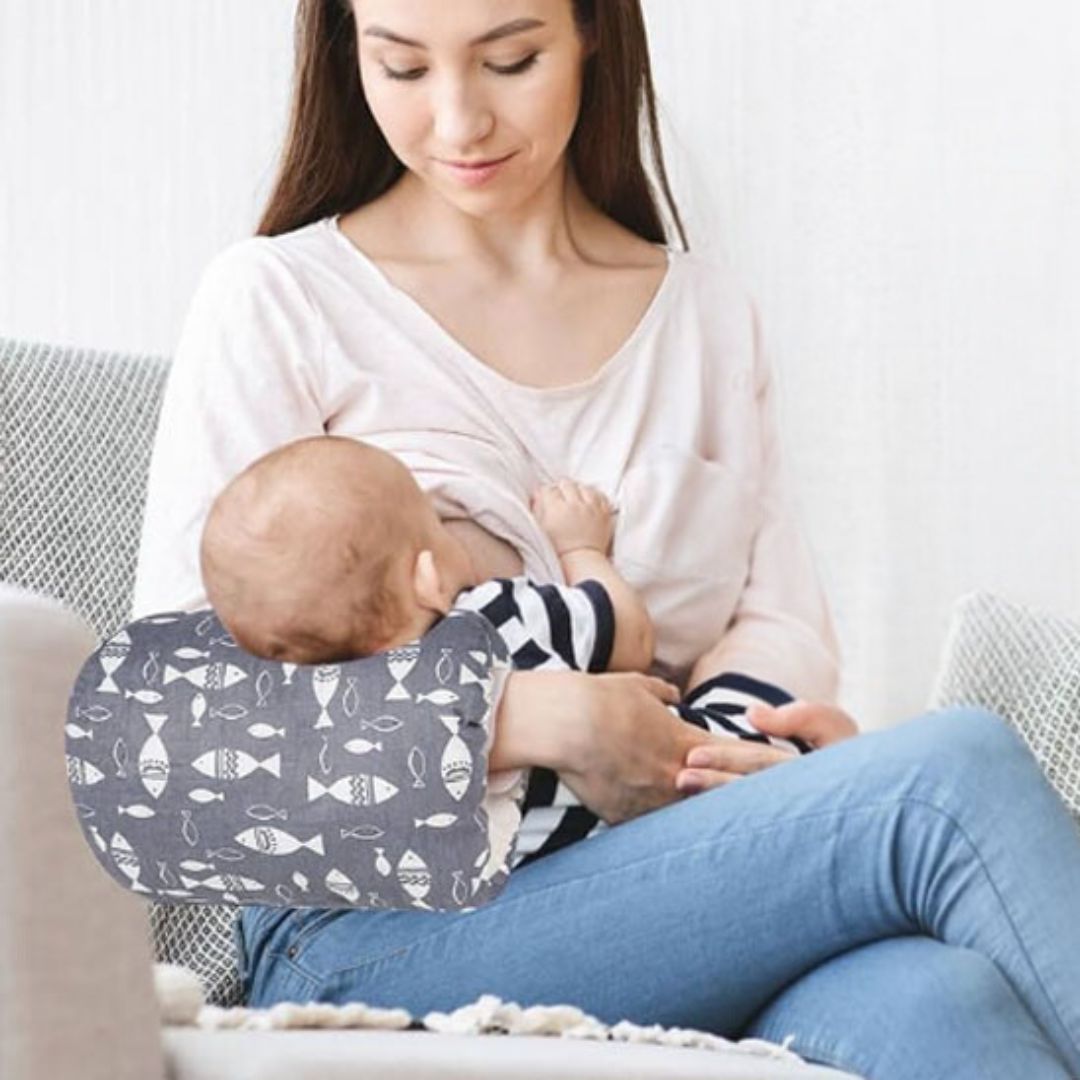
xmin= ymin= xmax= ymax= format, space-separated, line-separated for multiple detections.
xmin=133 ymin=215 xmax=839 ymax=702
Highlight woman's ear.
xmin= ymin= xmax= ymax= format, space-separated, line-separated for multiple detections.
xmin=412 ymin=548 xmax=451 ymax=614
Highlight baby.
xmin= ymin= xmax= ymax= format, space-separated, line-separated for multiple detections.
xmin=199 ymin=434 xmax=650 ymax=672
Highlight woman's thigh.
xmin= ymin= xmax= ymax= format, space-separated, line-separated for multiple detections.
xmin=241 ymin=706 xmax=1080 ymax=1057
xmin=745 ymin=936 xmax=1072 ymax=1080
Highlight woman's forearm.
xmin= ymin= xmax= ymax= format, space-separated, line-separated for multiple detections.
xmin=488 ymin=670 xmax=586 ymax=773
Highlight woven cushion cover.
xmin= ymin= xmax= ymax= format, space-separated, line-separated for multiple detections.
xmin=930 ymin=590 xmax=1080 ymax=824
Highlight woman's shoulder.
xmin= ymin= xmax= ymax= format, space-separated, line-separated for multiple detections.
xmin=196 ymin=217 xmax=338 ymax=292
xmin=668 ymin=244 xmax=753 ymax=313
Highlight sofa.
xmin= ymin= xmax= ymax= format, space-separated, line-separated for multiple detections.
xmin=30 ymin=335 xmax=1075 ymax=1079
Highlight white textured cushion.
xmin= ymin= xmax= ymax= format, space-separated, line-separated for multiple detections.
xmin=930 ymin=591 xmax=1080 ymax=822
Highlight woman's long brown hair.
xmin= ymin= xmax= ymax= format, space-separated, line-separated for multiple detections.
xmin=256 ymin=0 xmax=688 ymax=250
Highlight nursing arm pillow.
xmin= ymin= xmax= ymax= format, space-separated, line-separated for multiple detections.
xmin=66 ymin=607 xmax=513 ymax=911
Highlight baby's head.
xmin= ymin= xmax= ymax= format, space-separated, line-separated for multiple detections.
xmin=200 ymin=436 xmax=476 ymax=664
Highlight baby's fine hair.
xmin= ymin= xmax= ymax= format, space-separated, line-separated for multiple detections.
xmin=200 ymin=435 xmax=424 ymax=663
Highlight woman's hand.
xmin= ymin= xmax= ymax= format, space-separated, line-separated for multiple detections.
xmin=557 ymin=672 xmax=720 ymax=824
xmin=675 ymin=701 xmax=860 ymax=794
xmin=492 ymin=670 xmax=718 ymax=825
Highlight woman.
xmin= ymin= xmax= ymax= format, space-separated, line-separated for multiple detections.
xmin=133 ymin=2 xmax=1080 ymax=1076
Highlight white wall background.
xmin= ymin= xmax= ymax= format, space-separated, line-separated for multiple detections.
xmin=2 ymin=1 xmax=1077 ymax=729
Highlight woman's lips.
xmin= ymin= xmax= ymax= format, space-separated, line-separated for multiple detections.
xmin=438 ymin=152 xmax=516 ymax=187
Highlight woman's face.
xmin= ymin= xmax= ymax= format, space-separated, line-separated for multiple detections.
xmin=352 ymin=0 xmax=589 ymax=214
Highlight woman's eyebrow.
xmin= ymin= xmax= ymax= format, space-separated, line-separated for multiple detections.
xmin=362 ymin=17 xmax=546 ymax=50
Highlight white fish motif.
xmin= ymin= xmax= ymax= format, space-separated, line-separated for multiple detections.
xmin=326 ymin=867 xmax=360 ymax=903
xmin=138 ymin=713 xmax=170 ymax=799
xmin=319 ymin=735 xmax=332 ymax=776
xmin=415 ymin=812 xmax=458 ymax=829
xmin=255 ymin=669 xmax=273 ymax=708
xmin=179 ymin=859 xmax=215 ymax=873
xmin=141 ymin=650 xmax=161 ymax=685
xmin=157 ymin=861 xmax=177 ymax=886
xmin=205 ymin=847 xmax=246 ymax=862
xmin=247 ymin=722 xmax=285 ymax=740
xmin=180 ymin=873 xmax=264 ymax=894
xmin=118 ymin=804 xmax=156 ymax=819
xmin=110 ymin=832 xmax=151 ymax=893
xmin=191 ymin=692 xmax=207 ymax=729
xmin=292 ymin=870 xmax=310 ymax=893
xmin=307 ymin=773 xmax=399 ymax=807
xmin=358 ymin=715 xmax=403 ymax=734
xmin=142 ymin=614 xmax=181 ymax=625
xmin=342 ymin=676 xmax=360 ymax=718
xmin=342 ymin=738 xmax=382 ymax=755
xmin=436 ymin=648 xmax=454 ymax=685
xmin=188 ymin=788 xmax=225 ymax=804
xmin=65 ymin=722 xmax=94 ymax=741
xmin=452 ymin=870 xmax=468 ymax=906
xmin=367 ymin=891 xmax=387 ymax=909
xmin=181 ymin=810 xmax=200 ymax=846
xmin=173 ymin=647 xmax=210 ymax=661
xmin=210 ymin=703 xmax=249 ymax=722
xmin=97 ymin=630 xmax=131 ymax=693
xmin=374 ymin=847 xmax=391 ymax=876
xmin=87 ymin=825 xmax=107 ymax=852
xmin=439 ymin=715 xmax=473 ymax=802
xmin=158 ymin=888 xmax=196 ymax=899
xmin=339 ymin=824 xmax=385 ymax=841
xmin=191 ymin=748 xmax=281 ymax=781
xmin=234 ymin=826 xmax=325 ymax=857
xmin=407 ymin=746 xmax=426 ymax=789
xmin=312 ymin=664 xmax=340 ymax=730
xmin=75 ymin=704 xmax=112 ymax=724
xmin=163 ymin=662 xmax=248 ymax=691
xmin=194 ymin=613 xmax=216 ymax=637
xmin=282 ymin=663 xmax=297 ymax=686
xmin=275 ymin=884 xmax=295 ymax=904
xmin=245 ymin=804 xmax=288 ymax=822
xmin=67 ymin=754 xmax=105 ymax=786
xmin=396 ymin=849 xmax=432 ymax=902
xmin=417 ymin=689 xmax=460 ymax=706
xmin=124 ymin=688 xmax=163 ymax=705
xmin=386 ymin=645 xmax=419 ymax=701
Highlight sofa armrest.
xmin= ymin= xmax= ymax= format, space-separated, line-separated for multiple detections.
xmin=0 ymin=585 xmax=165 ymax=1080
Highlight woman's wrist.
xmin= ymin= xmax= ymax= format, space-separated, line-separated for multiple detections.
xmin=488 ymin=670 xmax=591 ymax=773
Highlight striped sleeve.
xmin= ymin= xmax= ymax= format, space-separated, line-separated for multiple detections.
xmin=452 ymin=577 xmax=615 ymax=674
xmin=681 ymin=672 xmax=813 ymax=755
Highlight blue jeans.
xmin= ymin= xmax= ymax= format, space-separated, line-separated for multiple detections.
xmin=238 ymin=708 xmax=1080 ymax=1079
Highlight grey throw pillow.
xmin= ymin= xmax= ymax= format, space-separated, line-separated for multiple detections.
xmin=930 ymin=591 xmax=1080 ymax=824
xmin=66 ymin=606 xmax=514 ymax=911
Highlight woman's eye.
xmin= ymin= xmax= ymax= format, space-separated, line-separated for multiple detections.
xmin=381 ymin=63 xmax=426 ymax=82
xmin=487 ymin=53 xmax=539 ymax=76
xmin=380 ymin=53 xmax=539 ymax=81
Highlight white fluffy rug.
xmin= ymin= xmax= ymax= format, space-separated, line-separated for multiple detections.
xmin=154 ymin=963 xmax=804 ymax=1064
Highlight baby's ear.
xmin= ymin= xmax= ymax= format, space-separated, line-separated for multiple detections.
xmin=412 ymin=548 xmax=449 ymax=614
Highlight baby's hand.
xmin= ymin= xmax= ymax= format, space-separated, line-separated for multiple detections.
xmin=532 ymin=480 xmax=615 ymax=557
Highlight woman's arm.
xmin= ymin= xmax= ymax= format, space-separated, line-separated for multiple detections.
xmin=490 ymin=668 xmax=747 ymax=824
xmin=677 ymin=298 xmax=854 ymax=770
xmin=132 ymin=240 xmax=326 ymax=618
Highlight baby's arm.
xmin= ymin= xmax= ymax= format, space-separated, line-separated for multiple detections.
xmin=532 ymin=480 xmax=654 ymax=672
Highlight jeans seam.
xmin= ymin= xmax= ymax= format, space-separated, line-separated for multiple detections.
xmin=896 ymin=793 xmax=1080 ymax=1068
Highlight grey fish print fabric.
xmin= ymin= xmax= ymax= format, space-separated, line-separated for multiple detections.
xmin=66 ymin=607 xmax=513 ymax=911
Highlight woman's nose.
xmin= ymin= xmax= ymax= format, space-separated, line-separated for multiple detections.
xmin=430 ymin=78 xmax=494 ymax=150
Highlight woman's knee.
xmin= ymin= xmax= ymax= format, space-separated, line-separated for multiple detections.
xmin=894 ymin=705 xmax=1032 ymax=796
